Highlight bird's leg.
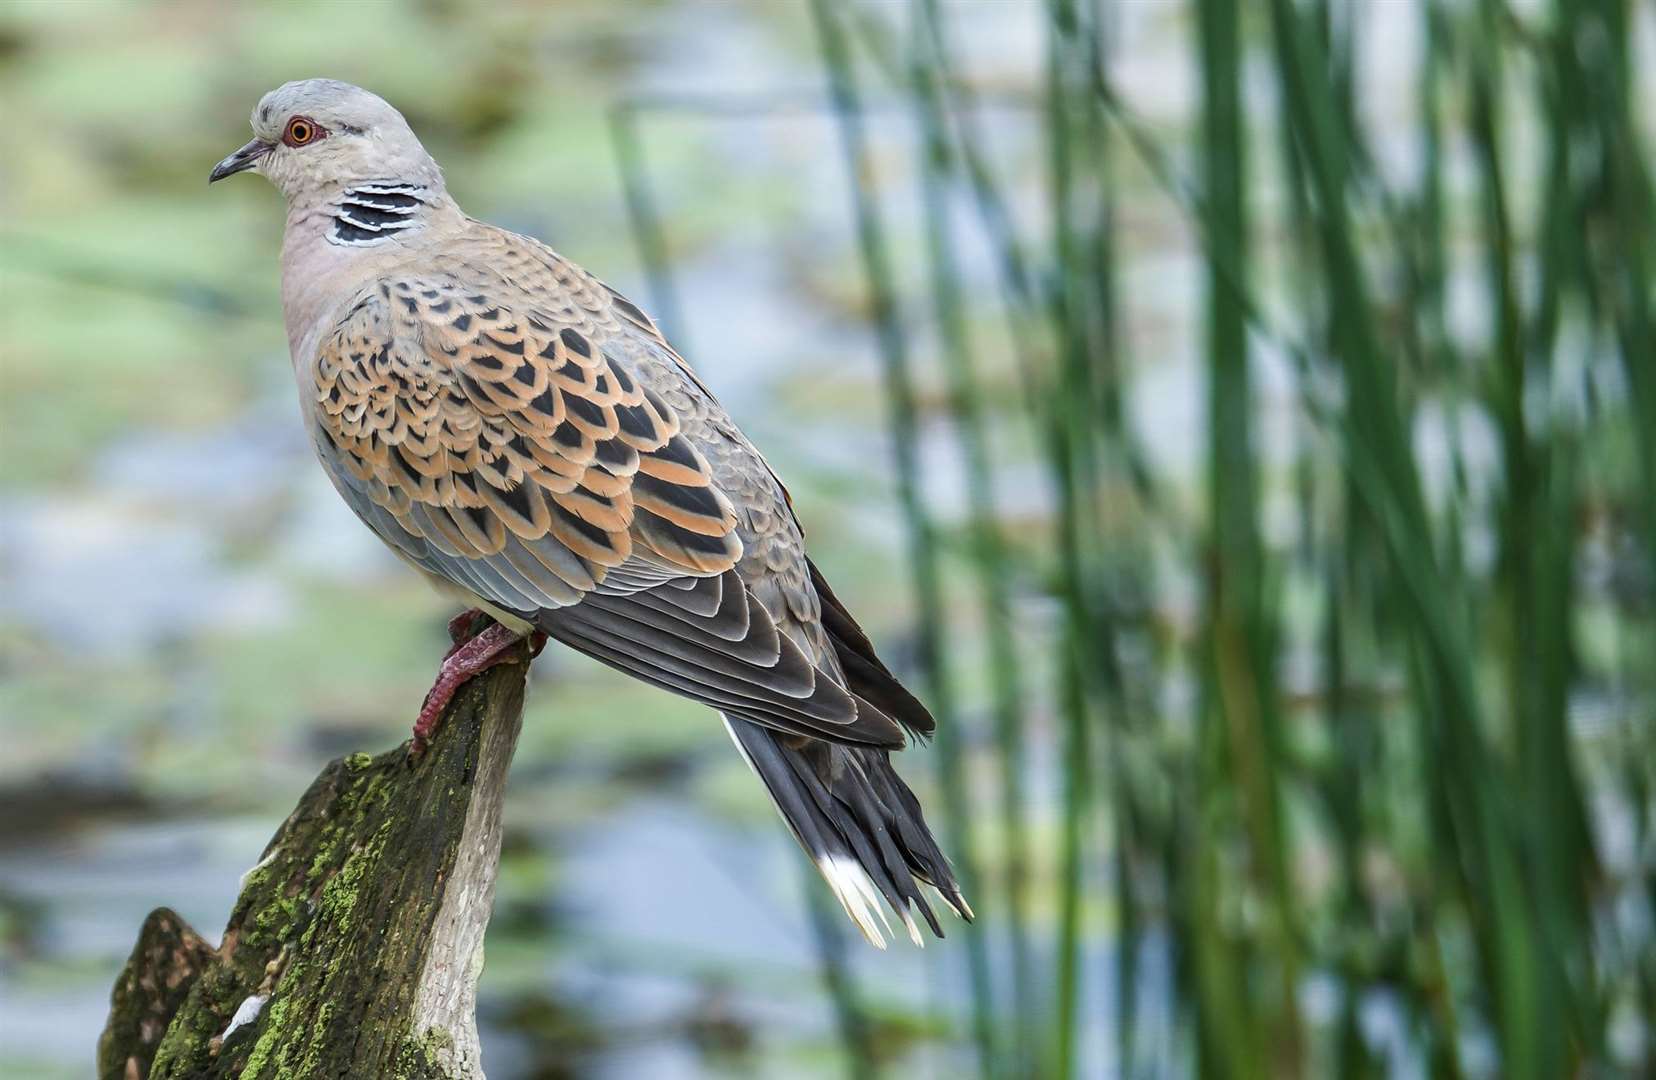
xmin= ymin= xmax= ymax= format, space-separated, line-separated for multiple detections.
xmin=411 ymin=620 xmax=528 ymax=756
xmin=444 ymin=609 xmax=546 ymax=657
xmin=448 ymin=608 xmax=485 ymax=644
xmin=443 ymin=608 xmax=488 ymax=657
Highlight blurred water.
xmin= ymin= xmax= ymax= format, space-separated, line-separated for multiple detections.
xmin=0 ymin=818 xmax=264 ymax=1069
xmin=0 ymin=797 xmax=948 ymax=1078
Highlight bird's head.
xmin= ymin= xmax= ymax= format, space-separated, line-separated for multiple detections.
xmin=210 ymin=79 xmax=444 ymax=201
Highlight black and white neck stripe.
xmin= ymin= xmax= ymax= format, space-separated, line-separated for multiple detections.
xmin=328 ymin=183 xmax=432 ymax=246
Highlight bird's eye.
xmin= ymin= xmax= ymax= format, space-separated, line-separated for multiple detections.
xmin=283 ymin=116 xmax=322 ymax=147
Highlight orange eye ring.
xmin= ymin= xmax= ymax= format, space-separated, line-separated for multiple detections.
xmin=282 ymin=116 xmax=323 ymax=147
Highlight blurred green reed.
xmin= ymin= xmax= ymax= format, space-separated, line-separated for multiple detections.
xmin=615 ymin=0 xmax=1653 ymax=1076
xmin=809 ymin=3 xmax=1001 ymax=1074
xmin=811 ymin=0 xmax=1651 ymax=1077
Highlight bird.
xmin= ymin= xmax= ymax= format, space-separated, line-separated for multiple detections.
xmin=210 ymin=79 xmax=969 ymax=947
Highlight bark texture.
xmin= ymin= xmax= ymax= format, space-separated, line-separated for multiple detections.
xmin=98 ymin=650 xmax=529 ymax=1080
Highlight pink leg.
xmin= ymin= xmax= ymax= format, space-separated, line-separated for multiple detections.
xmin=411 ymin=621 xmax=525 ymax=755
xmin=444 ymin=610 xmax=546 ymax=658
xmin=444 ymin=609 xmax=486 ymax=658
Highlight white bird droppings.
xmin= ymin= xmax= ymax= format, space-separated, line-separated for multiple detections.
xmin=219 ymin=993 xmax=269 ymax=1042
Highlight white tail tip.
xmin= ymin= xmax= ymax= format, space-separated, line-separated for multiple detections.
xmin=817 ymin=854 xmax=894 ymax=949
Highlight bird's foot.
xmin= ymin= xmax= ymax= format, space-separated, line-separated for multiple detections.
xmin=443 ymin=609 xmax=488 ymax=657
xmin=443 ymin=609 xmax=547 ymax=658
xmin=410 ymin=620 xmax=536 ymax=759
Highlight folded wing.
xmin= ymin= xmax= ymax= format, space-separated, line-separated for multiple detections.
xmin=310 ymin=275 xmax=904 ymax=749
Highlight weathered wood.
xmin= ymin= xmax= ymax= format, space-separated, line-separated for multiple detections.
xmin=98 ymin=648 xmax=530 ymax=1080
xmin=98 ymin=908 xmax=217 ymax=1080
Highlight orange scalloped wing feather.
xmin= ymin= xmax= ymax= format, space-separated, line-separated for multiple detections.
xmin=311 ymin=276 xmax=741 ymax=615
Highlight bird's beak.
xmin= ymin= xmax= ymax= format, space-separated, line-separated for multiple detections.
xmin=209 ymin=138 xmax=272 ymax=183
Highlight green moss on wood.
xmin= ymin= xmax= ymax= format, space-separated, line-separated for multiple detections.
xmin=393 ymin=1026 xmax=459 ymax=1080
xmin=99 ymin=650 xmax=529 ymax=1080
xmin=97 ymin=907 xmax=217 ymax=1080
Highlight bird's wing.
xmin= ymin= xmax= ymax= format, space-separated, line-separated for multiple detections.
xmin=308 ymin=263 xmax=904 ymax=748
xmin=589 ymin=294 xmax=940 ymax=742
xmin=573 ymin=304 xmax=964 ymax=939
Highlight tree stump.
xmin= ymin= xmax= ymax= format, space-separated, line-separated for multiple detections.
xmin=97 ymin=649 xmax=530 ymax=1080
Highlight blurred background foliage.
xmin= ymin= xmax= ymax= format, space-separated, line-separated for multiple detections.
xmin=1 ymin=1 xmax=1653 ymax=1078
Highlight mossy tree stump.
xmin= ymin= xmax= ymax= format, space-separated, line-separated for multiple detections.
xmin=98 ymin=647 xmax=530 ymax=1080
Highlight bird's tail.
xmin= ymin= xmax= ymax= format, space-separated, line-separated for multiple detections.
xmin=721 ymin=714 xmax=971 ymax=947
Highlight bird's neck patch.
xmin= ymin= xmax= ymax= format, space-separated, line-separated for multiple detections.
xmin=327 ymin=183 xmax=431 ymax=246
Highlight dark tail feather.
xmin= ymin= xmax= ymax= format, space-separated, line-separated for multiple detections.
xmin=722 ymin=714 xmax=971 ymax=947
xmin=808 ymin=560 xmax=937 ymax=740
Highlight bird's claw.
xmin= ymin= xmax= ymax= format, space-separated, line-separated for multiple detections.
xmin=409 ymin=620 xmax=533 ymax=760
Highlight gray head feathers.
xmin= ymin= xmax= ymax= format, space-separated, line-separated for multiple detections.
xmin=236 ymin=78 xmax=446 ymax=202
